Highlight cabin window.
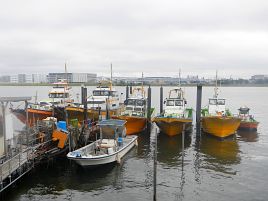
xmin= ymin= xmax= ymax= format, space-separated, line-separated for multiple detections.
xmin=217 ymin=99 xmax=225 ymax=105
xmin=209 ymin=99 xmax=217 ymax=105
xmin=175 ymin=100 xmax=183 ymax=106
xmin=87 ymin=100 xmax=105 ymax=104
xmin=136 ymin=100 xmax=144 ymax=106
xmin=49 ymin=93 xmax=68 ymax=98
xmin=166 ymin=100 xmax=174 ymax=106
xmin=127 ymin=99 xmax=136 ymax=105
xmin=93 ymin=91 xmax=110 ymax=96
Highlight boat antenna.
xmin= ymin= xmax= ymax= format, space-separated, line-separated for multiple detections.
xmin=110 ymin=63 xmax=113 ymax=90
xmin=179 ymin=68 xmax=181 ymax=88
xmin=214 ymin=70 xmax=219 ymax=98
xmin=142 ymin=72 xmax=144 ymax=97
xmin=64 ymin=62 xmax=68 ymax=106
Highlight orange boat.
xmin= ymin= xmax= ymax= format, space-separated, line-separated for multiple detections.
xmin=112 ymin=115 xmax=147 ymax=135
xmin=202 ymin=116 xmax=241 ymax=138
xmin=201 ymin=73 xmax=241 ymax=138
xmin=153 ymin=87 xmax=193 ymax=137
xmin=112 ymin=86 xmax=152 ymax=135
xmin=153 ymin=117 xmax=192 ymax=136
xmin=12 ymin=79 xmax=72 ymax=126
xmin=238 ymin=107 xmax=259 ymax=131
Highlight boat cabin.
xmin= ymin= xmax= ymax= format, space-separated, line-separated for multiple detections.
xmin=124 ymin=98 xmax=147 ymax=116
xmin=163 ymin=88 xmax=187 ymax=118
xmin=87 ymin=86 xmax=120 ymax=111
xmin=208 ymin=98 xmax=226 ymax=115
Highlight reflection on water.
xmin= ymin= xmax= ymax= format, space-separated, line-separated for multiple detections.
xmin=237 ymin=130 xmax=258 ymax=142
xmin=199 ymin=133 xmax=240 ymax=176
xmin=157 ymin=133 xmax=191 ymax=167
xmin=200 ymin=133 xmax=240 ymax=165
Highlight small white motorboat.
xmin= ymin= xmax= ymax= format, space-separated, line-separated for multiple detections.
xmin=67 ymin=119 xmax=138 ymax=167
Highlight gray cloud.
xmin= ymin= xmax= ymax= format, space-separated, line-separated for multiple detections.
xmin=0 ymin=0 xmax=268 ymax=78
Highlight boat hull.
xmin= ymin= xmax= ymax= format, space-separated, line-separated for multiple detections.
xmin=238 ymin=121 xmax=259 ymax=131
xmin=112 ymin=116 xmax=147 ymax=135
xmin=68 ymin=136 xmax=138 ymax=167
xmin=153 ymin=117 xmax=192 ymax=137
xmin=65 ymin=107 xmax=99 ymax=125
xmin=202 ymin=116 xmax=241 ymax=138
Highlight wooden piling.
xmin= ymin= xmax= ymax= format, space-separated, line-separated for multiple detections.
xmin=83 ymin=87 xmax=88 ymax=123
xmin=153 ymin=128 xmax=157 ymax=201
xmin=126 ymin=85 xmax=129 ymax=100
xmin=182 ymin=123 xmax=185 ymax=170
xmin=147 ymin=85 xmax=152 ymax=121
xmin=160 ymin=86 xmax=163 ymax=114
xmin=196 ymin=84 xmax=202 ymax=136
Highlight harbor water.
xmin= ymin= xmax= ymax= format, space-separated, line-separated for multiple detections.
xmin=1 ymin=86 xmax=268 ymax=201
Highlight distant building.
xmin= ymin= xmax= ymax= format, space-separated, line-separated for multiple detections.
xmin=47 ymin=73 xmax=97 ymax=83
xmin=0 ymin=75 xmax=10 ymax=83
xmin=251 ymin=75 xmax=268 ymax=80
xmin=32 ymin=74 xmax=47 ymax=83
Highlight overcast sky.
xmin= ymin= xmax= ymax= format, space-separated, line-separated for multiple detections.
xmin=0 ymin=0 xmax=268 ymax=78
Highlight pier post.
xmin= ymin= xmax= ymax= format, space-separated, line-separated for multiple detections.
xmin=83 ymin=87 xmax=88 ymax=124
xmin=153 ymin=128 xmax=157 ymax=201
xmin=181 ymin=123 xmax=185 ymax=170
xmin=147 ymin=85 xmax=152 ymax=121
xmin=196 ymin=84 xmax=202 ymax=136
xmin=126 ymin=85 xmax=129 ymax=100
xmin=130 ymin=84 xmax=132 ymax=95
xmin=160 ymin=86 xmax=163 ymax=114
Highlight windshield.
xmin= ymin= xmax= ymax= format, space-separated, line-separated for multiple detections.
xmin=209 ymin=99 xmax=225 ymax=105
xmin=127 ymin=99 xmax=144 ymax=106
xmin=175 ymin=100 xmax=183 ymax=106
xmin=93 ymin=90 xmax=110 ymax=96
xmin=166 ymin=100 xmax=174 ymax=106
xmin=49 ymin=93 xmax=69 ymax=98
xmin=87 ymin=100 xmax=105 ymax=104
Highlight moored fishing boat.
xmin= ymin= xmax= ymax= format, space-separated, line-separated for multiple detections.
xmin=237 ymin=106 xmax=259 ymax=131
xmin=12 ymin=79 xmax=72 ymax=126
xmin=201 ymin=73 xmax=241 ymax=138
xmin=87 ymin=65 xmax=124 ymax=120
xmin=67 ymin=119 xmax=138 ymax=167
xmin=112 ymin=85 xmax=152 ymax=135
xmin=153 ymin=87 xmax=193 ymax=136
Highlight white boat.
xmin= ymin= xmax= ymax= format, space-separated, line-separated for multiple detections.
xmin=87 ymin=84 xmax=120 ymax=111
xmin=67 ymin=119 xmax=138 ymax=167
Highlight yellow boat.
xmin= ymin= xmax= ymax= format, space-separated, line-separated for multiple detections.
xmin=153 ymin=87 xmax=193 ymax=137
xmin=65 ymin=106 xmax=99 ymax=126
xmin=202 ymin=116 xmax=241 ymax=138
xmin=112 ymin=115 xmax=147 ymax=135
xmin=153 ymin=117 xmax=192 ymax=136
xmin=201 ymin=73 xmax=241 ymax=138
xmin=112 ymin=86 xmax=150 ymax=135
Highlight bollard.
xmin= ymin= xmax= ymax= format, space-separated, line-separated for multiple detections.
xmin=160 ymin=86 xmax=163 ymax=114
xmin=196 ymin=84 xmax=202 ymax=136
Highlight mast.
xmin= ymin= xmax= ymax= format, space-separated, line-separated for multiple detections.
xmin=110 ymin=63 xmax=113 ymax=90
xmin=179 ymin=68 xmax=181 ymax=88
xmin=142 ymin=72 xmax=144 ymax=97
xmin=64 ymin=62 xmax=68 ymax=106
xmin=214 ymin=70 xmax=219 ymax=98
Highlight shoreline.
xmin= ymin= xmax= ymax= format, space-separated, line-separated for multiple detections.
xmin=0 ymin=83 xmax=268 ymax=87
